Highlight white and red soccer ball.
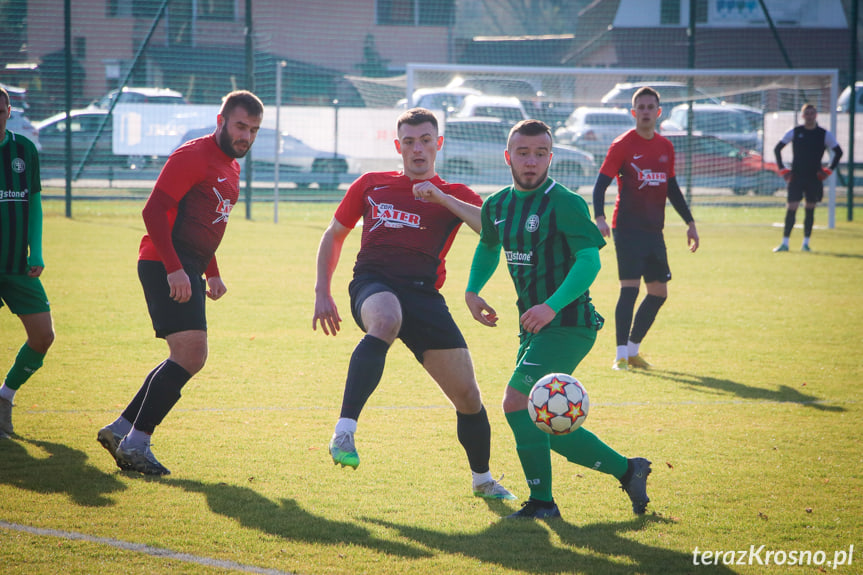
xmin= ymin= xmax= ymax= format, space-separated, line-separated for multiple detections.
xmin=527 ymin=373 xmax=589 ymax=435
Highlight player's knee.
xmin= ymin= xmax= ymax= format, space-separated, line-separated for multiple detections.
xmin=449 ymin=383 xmax=482 ymax=413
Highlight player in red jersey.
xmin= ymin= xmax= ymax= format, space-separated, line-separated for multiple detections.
xmin=313 ymin=108 xmax=515 ymax=501
xmin=97 ymin=90 xmax=263 ymax=475
xmin=592 ymin=87 xmax=699 ymax=371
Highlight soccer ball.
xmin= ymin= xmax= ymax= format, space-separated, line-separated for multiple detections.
xmin=527 ymin=373 xmax=589 ymax=435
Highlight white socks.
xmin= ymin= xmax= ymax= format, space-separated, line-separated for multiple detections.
xmin=335 ymin=417 xmax=357 ymax=434
xmin=0 ymin=384 xmax=16 ymax=403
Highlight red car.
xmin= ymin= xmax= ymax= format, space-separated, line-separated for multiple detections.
xmin=663 ymin=133 xmax=784 ymax=196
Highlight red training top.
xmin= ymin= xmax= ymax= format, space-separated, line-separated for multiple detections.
xmin=138 ymin=134 xmax=241 ymax=276
xmin=334 ymin=171 xmax=481 ymax=289
xmin=600 ymin=129 xmax=676 ymax=233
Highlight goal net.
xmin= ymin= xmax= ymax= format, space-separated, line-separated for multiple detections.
xmin=399 ymin=64 xmax=841 ymax=225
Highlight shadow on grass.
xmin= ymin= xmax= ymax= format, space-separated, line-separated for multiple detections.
xmin=0 ymin=437 xmax=126 ymax=506
xmin=363 ymin=509 xmax=734 ymax=575
xmin=167 ymin=478 xmax=432 ymax=559
xmin=638 ymin=370 xmax=845 ymax=412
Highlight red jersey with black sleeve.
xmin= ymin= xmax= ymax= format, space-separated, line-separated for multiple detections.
xmin=334 ymin=171 xmax=481 ymax=289
xmin=138 ymin=134 xmax=240 ymax=276
xmin=600 ymin=129 xmax=676 ymax=233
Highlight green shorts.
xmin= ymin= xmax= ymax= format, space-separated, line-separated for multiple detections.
xmin=507 ymin=326 xmax=597 ymax=396
xmin=0 ymin=273 xmax=51 ymax=315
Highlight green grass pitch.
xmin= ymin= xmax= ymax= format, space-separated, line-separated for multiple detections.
xmin=0 ymin=199 xmax=861 ymax=574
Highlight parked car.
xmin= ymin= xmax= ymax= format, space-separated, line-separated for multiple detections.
xmin=663 ymin=132 xmax=783 ymax=195
xmin=554 ymin=106 xmax=633 ymax=159
xmin=438 ymin=117 xmax=595 ymax=186
xmin=1 ymin=83 xmax=29 ymax=110
xmin=89 ymin=86 xmax=188 ymax=110
xmin=836 ymin=81 xmax=863 ymax=112
xmin=395 ymin=87 xmax=482 ymax=111
xmin=6 ymin=107 xmax=40 ymax=150
xmin=452 ymin=94 xmax=528 ymax=124
xmin=176 ymin=126 xmax=357 ymax=187
xmin=35 ymin=109 xmax=149 ymax=169
xmin=661 ymin=103 xmax=763 ymax=151
xmin=600 ymin=81 xmax=722 ymax=108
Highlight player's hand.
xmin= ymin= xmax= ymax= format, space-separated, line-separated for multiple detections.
xmin=313 ymin=293 xmax=342 ymax=335
xmin=780 ymin=168 xmax=792 ymax=183
xmin=465 ymin=292 xmax=498 ymax=327
xmin=520 ymin=303 xmax=555 ymax=334
xmin=817 ymin=167 xmax=832 ymax=181
xmin=413 ymin=180 xmax=445 ymax=204
xmin=206 ymin=276 xmax=227 ymax=300
xmin=595 ymin=216 xmax=611 ymax=238
xmin=686 ymin=223 xmax=700 ymax=253
xmin=26 ymin=266 xmax=44 ymax=278
xmin=167 ymin=269 xmax=192 ymax=303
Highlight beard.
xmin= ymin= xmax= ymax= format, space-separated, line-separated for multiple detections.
xmin=217 ymin=126 xmax=250 ymax=159
xmin=510 ymin=165 xmax=549 ymax=191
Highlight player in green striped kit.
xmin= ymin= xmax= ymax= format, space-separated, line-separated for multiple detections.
xmin=0 ymin=86 xmax=55 ymax=438
xmin=465 ymin=119 xmax=650 ymax=519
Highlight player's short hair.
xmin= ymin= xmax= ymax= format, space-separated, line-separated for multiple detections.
xmin=397 ymin=107 xmax=438 ymax=133
xmin=219 ymin=90 xmax=264 ymax=120
xmin=632 ymin=86 xmax=661 ymax=108
xmin=507 ymin=119 xmax=552 ymax=148
xmin=801 ymin=103 xmax=817 ymax=114
xmin=0 ymin=86 xmax=9 ymax=108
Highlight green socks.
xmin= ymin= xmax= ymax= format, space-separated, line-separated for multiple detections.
xmin=506 ymin=408 xmax=631 ymax=503
xmin=3 ymin=343 xmax=45 ymax=391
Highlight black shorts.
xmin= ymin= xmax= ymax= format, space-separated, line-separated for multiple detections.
xmin=348 ymin=273 xmax=467 ymax=363
xmin=613 ymin=228 xmax=672 ymax=284
xmin=787 ymin=175 xmax=823 ymax=204
xmin=138 ymin=260 xmax=207 ymax=339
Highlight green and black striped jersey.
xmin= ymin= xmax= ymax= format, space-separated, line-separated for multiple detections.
xmin=0 ymin=130 xmax=42 ymax=274
xmin=478 ymin=178 xmax=605 ymax=328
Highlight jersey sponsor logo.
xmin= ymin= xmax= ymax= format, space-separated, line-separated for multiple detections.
xmin=217 ymin=176 xmax=228 ymax=182
xmin=12 ymin=158 xmax=25 ymax=173
xmin=212 ymin=187 xmax=233 ymax=224
xmin=0 ymin=189 xmax=29 ymax=202
xmin=631 ymin=162 xmax=667 ymax=189
xmin=525 ymin=214 xmax=540 ymax=233
xmin=494 ymin=218 xmax=506 ymax=226
xmin=505 ymin=250 xmax=534 ymax=266
xmin=368 ymin=197 xmax=420 ymax=231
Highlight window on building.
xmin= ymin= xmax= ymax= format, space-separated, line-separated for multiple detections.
xmin=695 ymin=0 xmax=708 ymax=23
xmin=107 ymin=0 xmax=132 ymax=17
xmin=197 ymin=0 xmax=235 ymax=21
xmin=377 ymin=0 xmax=454 ymax=26
xmin=660 ymin=0 xmax=681 ymax=25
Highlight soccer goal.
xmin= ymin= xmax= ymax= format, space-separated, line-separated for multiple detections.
xmin=404 ymin=63 xmax=841 ymax=227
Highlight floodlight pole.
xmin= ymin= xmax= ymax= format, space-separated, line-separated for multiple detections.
xmin=64 ymin=0 xmax=72 ymax=217
xmin=274 ymin=61 xmax=285 ymax=223
xmin=244 ymin=0 xmax=254 ymax=220
xmin=848 ymin=0 xmax=858 ymax=222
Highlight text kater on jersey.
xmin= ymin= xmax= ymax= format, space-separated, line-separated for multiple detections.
xmin=631 ymin=162 xmax=667 ymax=189
xmin=368 ymin=197 xmax=420 ymax=231
xmin=505 ymin=250 xmax=535 ymax=266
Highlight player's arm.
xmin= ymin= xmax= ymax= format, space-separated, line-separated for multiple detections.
xmin=412 ymin=181 xmax=481 ymax=233
xmin=313 ymin=217 xmax=352 ymax=335
xmin=520 ymin=247 xmax=601 ymax=335
xmin=26 ymin=191 xmax=45 ymax=277
xmin=142 ymin=188 xmax=194 ymax=303
xmin=465 ymin=207 xmax=501 ymax=326
xmin=819 ymin=132 xmax=843 ymax=180
xmin=592 ymin=173 xmax=614 ymax=237
xmin=775 ymin=129 xmax=793 ymax=180
xmin=203 ymin=257 xmax=227 ymax=301
xmin=667 ymin=177 xmax=699 ymax=253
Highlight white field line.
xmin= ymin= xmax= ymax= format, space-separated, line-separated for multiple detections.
xmin=0 ymin=520 xmax=295 ymax=575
